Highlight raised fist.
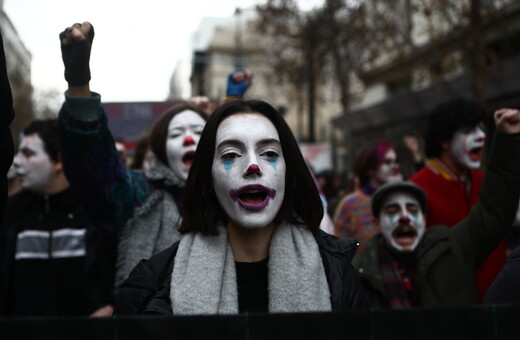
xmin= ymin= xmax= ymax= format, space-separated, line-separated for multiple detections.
xmin=495 ymin=108 xmax=520 ymax=134
xmin=226 ymin=68 xmax=253 ymax=98
xmin=59 ymin=22 xmax=94 ymax=86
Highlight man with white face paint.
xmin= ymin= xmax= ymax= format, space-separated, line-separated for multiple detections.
xmin=1 ymin=119 xmax=115 ymax=316
xmin=115 ymin=100 xmax=367 ymax=315
xmin=410 ymin=97 xmax=505 ymax=298
xmin=353 ymin=108 xmax=520 ymax=309
xmin=13 ymin=134 xmax=67 ymax=193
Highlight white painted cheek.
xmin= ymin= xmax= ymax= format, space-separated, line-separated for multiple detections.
xmin=475 ymin=127 xmax=486 ymax=140
xmin=191 ymin=133 xmax=201 ymax=146
xmin=167 ymin=136 xmax=189 ymax=181
xmin=450 ymin=132 xmax=467 ymax=165
xmin=23 ymin=157 xmax=54 ymax=190
xmin=379 ymin=212 xmax=398 ymax=244
xmin=13 ymin=153 xmax=23 ymax=169
xmin=514 ymin=201 xmax=520 ymax=226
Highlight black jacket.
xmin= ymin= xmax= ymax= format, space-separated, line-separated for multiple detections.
xmin=0 ymin=31 xmax=15 ymax=224
xmin=0 ymin=188 xmax=116 ymax=316
xmin=484 ymin=245 xmax=520 ymax=304
xmin=115 ymin=229 xmax=367 ymax=315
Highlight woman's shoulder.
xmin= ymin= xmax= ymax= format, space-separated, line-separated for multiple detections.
xmin=114 ymin=242 xmax=179 ymax=315
xmin=313 ymin=229 xmax=359 ymax=262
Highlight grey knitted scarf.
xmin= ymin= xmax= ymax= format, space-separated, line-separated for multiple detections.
xmin=170 ymin=223 xmax=332 ymax=315
xmin=115 ymin=159 xmax=184 ymax=287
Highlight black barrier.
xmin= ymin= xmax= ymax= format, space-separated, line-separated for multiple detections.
xmin=1 ymin=304 xmax=519 ymax=340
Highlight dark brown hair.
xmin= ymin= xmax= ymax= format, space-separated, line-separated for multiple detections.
xmin=180 ymin=100 xmax=324 ymax=235
xmin=24 ymin=119 xmax=60 ymax=162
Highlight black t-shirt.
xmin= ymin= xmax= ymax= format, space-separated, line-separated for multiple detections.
xmin=235 ymin=258 xmax=269 ymax=313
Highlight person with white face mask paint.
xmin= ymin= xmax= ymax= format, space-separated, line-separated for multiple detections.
xmin=353 ymin=108 xmax=520 ymax=309
xmin=56 ymin=21 xmax=210 ymax=309
xmin=115 ymin=100 xmax=367 ymax=315
xmin=334 ymin=140 xmax=402 ymax=253
xmin=410 ymin=97 xmax=505 ymax=299
xmin=1 ymin=119 xmax=116 ymax=317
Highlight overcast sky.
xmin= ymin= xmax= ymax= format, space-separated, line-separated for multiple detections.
xmin=4 ymin=0 xmax=321 ymax=103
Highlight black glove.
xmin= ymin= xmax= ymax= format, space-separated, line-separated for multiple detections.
xmin=60 ymin=23 xmax=95 ymax=86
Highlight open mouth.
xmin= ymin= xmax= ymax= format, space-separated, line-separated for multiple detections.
xmin=392 ymin=225 xmax=417 ymax=247
xmin=467 ymin=147 xmax=483 ymax=162
xmin=182 ymin=151 xmax=196 ymax=168
xmin=229 ymin=184 xmax=277 ymax=211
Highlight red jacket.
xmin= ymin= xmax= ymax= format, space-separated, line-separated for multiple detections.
xmin=410 ymin=158 xmax=506 ymax=298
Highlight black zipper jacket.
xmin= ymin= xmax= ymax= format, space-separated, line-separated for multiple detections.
xmin=0 ymin=188 xmax=116 ymax=316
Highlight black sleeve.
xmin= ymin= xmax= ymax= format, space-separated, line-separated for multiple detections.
xmin=484 ymin=247 xmax=520 ymax=304
xmin=0 ymin=29 xmax=15 ymax=316
xmin=339 ymin=262 xmax=369 ymax=311
xmin=0 ymin=30 xmax=15 ymax=224
xmin=114 ymin=243 xmax=178 ymax=316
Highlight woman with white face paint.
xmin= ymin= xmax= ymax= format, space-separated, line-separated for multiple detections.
xmin=333 ymin=140 xmax=402 ymax=253
xmin=115 ymin=100 xmax=367 ymax=315
xmin=57 ymin=22 xmax=209 ymax=299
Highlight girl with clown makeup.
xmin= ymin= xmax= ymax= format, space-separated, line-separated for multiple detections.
xmin=333 ymin=140 xmax=402 ymax=253
xmin=115 ymin=100 xmax=367 ymax=315
xmin=57 ymin=21 xmax=209 ymax=309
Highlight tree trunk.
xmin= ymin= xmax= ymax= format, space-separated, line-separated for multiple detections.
xmin=470 ymin=0 xmax=486 ymax=104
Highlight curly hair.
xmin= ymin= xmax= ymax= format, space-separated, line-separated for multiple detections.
xmin=424 ymin=97 xmax=487 ymax=158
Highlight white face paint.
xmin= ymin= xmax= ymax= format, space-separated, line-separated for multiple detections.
xmin=514 ymin=198 xmax=520 ymax=227
xmin=379 ymin=191 xmax=426 ymax=252
xmin=212 ymin=113 xmax=286 ymax=230
xmin=166 ymin=110 xmax=206 ymax=182
xmin=450 ymin=125 xmax=486 ymax=170
xmin=13 ymin=134 xmax=55 ymax=192
xmin=375 ymin=149 xmax=401 ymax=184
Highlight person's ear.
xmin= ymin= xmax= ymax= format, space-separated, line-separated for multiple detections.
xmin=52 ymin=154 xmax=64 ymax=173
xmin=372 ymin=216 xmax=380 ymax=228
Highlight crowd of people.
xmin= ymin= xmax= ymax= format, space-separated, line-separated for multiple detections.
xmin=1 ymin=21 xmax=520 ymax=318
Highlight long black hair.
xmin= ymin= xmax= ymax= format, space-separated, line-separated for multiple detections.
xmin=180 ymin=99 xmax=324 ymax=235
